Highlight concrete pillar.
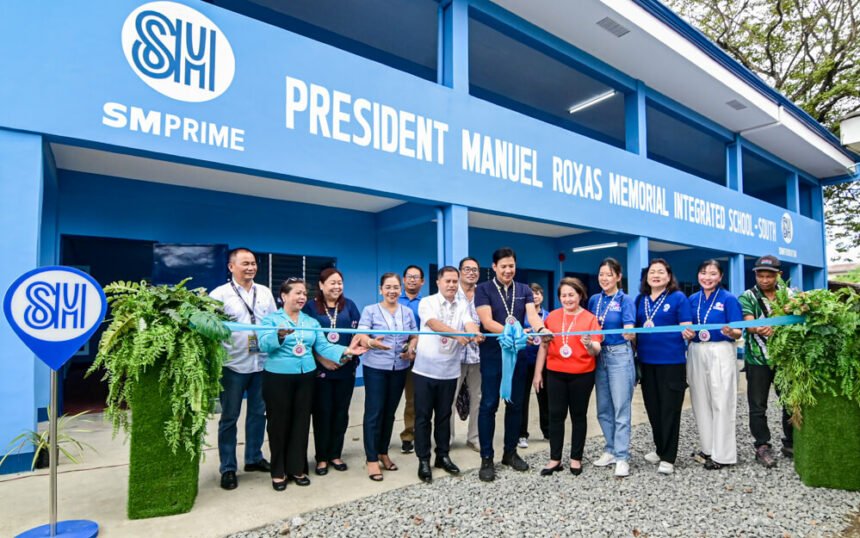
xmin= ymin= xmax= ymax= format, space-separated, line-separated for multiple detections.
xmin=626 ymin=236 xmax=649 ymax=294
xmin=625 ymin=81 xmax=647 ymax=156
xmin=443 ymin=204 xmax=469 ymax=267
xmin=728 ymin=254 xmax=745 ymax=296
xmin=438 ymin=0 xmax=469 ymax=91
xmin=727 ymin=135 xmax=743 ymax=192
xmin=789 ymin=264 xmax=803 ymax=290
xmin=0 ymin=129 xmax=43 ymax=474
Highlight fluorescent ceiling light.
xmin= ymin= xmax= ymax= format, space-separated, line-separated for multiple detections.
xmin=572 ymin=242 xmax=620 ymax=253
xmin=568 ymin=90 xmax=617 ymax=115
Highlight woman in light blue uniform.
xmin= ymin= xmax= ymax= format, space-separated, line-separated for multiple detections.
xmin=357 ymin=272 xmax=418 ymax=481
xmin=587 ymin=258 xmax=636 ymax=478
xmin=259 ymin=278 xmax=367 ymax=491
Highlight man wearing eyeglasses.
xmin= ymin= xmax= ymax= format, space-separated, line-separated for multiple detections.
xmin=450 ymin=257 xmax=482 ymax=452
xmin=398 ymin=265 xmax=425 ymax=454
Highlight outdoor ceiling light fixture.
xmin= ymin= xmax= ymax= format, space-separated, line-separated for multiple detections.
xmin=571 ymin=242 xmax=620 ymax=253
xmin=568 ymin=89 xmax=617 ymax=115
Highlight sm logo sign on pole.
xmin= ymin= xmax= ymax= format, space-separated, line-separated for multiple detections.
xmin=121 ymin=1 xmax=235 ymax=102
xmin=3 ymin=267 xmax=106 ymax=371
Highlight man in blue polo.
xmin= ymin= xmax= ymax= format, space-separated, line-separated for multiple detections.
xmin=474 ymin=247 xmax=551 ymax=481
xmin=398 ymin=264 xmax=424 ymax=454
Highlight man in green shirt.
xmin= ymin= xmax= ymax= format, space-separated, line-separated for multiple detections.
xmin=738 ymin=255 xmax=793 ymax=469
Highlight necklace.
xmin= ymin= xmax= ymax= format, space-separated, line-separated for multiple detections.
xmin=287 ymin=313 xmax=307 ymax=356
xmin=493 ymin=278 xmax=517 ymax=325
xmin=559 ymin=308 xmax=582 ymax=358
xmin=696 ymin=289 xmax=721 ymax=342
xmin=643 ymin=291 xmax=668 ymax=328
xmin=325 ymin=301 xmax=340 ymax=343
xmin=596 ymin=290 xmax=620 ymax=326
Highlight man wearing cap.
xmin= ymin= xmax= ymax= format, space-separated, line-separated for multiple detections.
xmin=739 ymin=255 xmax=794 ymax=469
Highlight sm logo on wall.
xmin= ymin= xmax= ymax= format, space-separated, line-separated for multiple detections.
xmin=121 ymin=1 xmax=235 ymax=102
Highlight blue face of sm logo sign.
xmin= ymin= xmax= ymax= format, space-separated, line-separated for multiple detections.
xmin=3 ymin=267 xmax=107 ymax=371
xmin=122 ymin=1 xmax=235 ymax=102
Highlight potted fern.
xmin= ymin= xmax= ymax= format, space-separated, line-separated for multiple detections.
xmin=769 ymin=284 xmax=860 ymax=491
xmin=0 ymin=410 xmax=94 ymax=471
xmin=88 ymin=278 xmax=230 ymax=519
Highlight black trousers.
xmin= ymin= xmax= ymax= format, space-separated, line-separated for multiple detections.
xmin=639 ymin=362 xmax=686 ymax=464
xmin=547 ymin=369 xmax=595 ymax=461
xmin=263 ymin=370 xmax=315 ymax=478
xmin=746 ymin=363 xmax=794 ymax=448
xmin=312 ymin=374 xmax=356 ymax=463
xmin=522 ymin=363 xmax=550 ymax=438
xmin=413 ymin=373 xmax=457 ymax=460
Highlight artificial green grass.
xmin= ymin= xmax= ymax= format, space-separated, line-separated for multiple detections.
xmin=794 ymin=392 xmax=860 ymax=491
xmin=128 ymin=365 xmax=200 ymax=519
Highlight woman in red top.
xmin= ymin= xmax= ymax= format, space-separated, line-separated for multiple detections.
xmin=533 ymin=277 xmax=602 ymax=476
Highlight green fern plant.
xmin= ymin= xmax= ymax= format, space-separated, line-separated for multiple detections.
xmin=769 ymin=280 xmax=860 ymax=425
xmin=88 ymin=278 xmax=230 ymax=458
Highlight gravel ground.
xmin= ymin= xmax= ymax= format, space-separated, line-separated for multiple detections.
xmin=230 ymin=394 xmax=860 ymax=538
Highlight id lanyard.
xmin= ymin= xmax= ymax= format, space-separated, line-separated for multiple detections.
xmin=696 ymin=289 xmax=721 ymax=342
xmin=231 ymin=282 xmax=259 ymax=352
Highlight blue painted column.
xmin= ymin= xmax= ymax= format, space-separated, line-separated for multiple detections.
xmin=811 ymin=185 xmax=828 ymax=286
xmin=443 ymin=204 xmax=469 ymax=267
xmin=0 ymin=129 xmax=43 ymax=474
xmin=626 ymin=236 xmax=648 ymax=294
xmin=726 ymin=135 xmax=743 ymax=191
xmin=786 ymin=172 xmax=800 ymax=213
xmin=625 ymin=81 xmax=647 ymax=156
xmin=438 ymin=0 xmax=469 ymax=90
xmin=789 ymin=264 xmax=804 ymax=290
xmin=728 ymin=254 xmax=745 ymax=296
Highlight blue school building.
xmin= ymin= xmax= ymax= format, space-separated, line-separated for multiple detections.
xmin=1 ymin=0 xmax=857 ymax=473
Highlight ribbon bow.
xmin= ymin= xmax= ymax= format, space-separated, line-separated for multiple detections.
xmin=498 ymin=321 xmax=529 ymax=402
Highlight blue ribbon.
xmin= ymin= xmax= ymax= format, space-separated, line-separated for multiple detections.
xmin=498 ymin=321 xmax=530 ymax=403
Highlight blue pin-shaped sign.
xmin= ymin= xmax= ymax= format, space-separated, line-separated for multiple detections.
xmin=3 ymin=266 xmax=107 ymax=371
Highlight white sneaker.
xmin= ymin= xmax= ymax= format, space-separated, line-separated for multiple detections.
xmin=657 ymin=461 xmax=675 ymax=474
xmin=593 ymin=452 xmax=617 ymax=467
xmin=644 ymin=451 xmax=660 ymax=464
xmin=614 ymin=460 xmax=630 ymax=477
xmin=517 ymin=437 xmax=529 ymax=449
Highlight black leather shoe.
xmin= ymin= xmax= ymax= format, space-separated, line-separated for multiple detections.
xmin=434 ymin=456 xmax=460 ymax=475
xmin=417 ymin=459 xmax=433 ymax=483
xmin=271 ymin=479 xmax=287 ymax=491
xmin=540 ymin=463 xmax=564 ymax=476
xmin=289 ymin=474 xmax=311 ymax=486
xmin=501 ymin=451 xmax=529 ymax=472
xmin=330 ymin=460 xmax=348 ymax=472
xmin=244 ymin=459 xmax=271 ymax=473
xmin=220 ymin=471 xmax=238 ymax=490
xmin=401 ymin=440 xmax=414 ymax=454
xmin=570 ymin=465 xmax=583 ymax=476
xmin=314 ymin=464 xmax=329 ymax=476
xmin=479 ymin=458 xmax=495 ymax=482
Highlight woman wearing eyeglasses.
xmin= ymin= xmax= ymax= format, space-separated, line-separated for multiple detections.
xmin=358 ymin=272 xmax=418 ymax=481
xmin=302 ymin=268 xmax=363 ymax=476
xmin=259 ymin=278 xmax=369 ymax=491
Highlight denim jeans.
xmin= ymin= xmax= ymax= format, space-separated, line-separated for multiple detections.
xmin=218 ymin=367 xmax=267 ymax=474
xmin=594 ymin=342 xmax=635 ymax=461
xmin=362 ymin=365 xmax=408 ymax=462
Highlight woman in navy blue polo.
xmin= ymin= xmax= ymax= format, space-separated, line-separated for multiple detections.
xmin=635 ymin=259 xmax=692 ymax=475
xmin=357 ymin=272 xmax=418 ymax=482
xmin=303 ymin=267 xmax=362 ymax=476
xmin=682 ymin=259 xmax=743 ymax=470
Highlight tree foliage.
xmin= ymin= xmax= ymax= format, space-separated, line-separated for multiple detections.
xmin=666 ymin=0 xmax=860 ymax=259
xmin=88 ymin=279 xmax=230 ymax=458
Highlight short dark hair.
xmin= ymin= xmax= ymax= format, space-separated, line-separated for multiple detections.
xmin=228 ymin=247 xmax=256 ymax=263
xmin=558 ymin=277 xmax=587 ymax=307
xmin=437 ymin=266 xmax=460 ymax=279
xmin=279 ymin=277 xmax=305 ymax=296
xmin=380 ymin=272 xmax=402 ymax=287
xmin=697 ymin=259 xmax=724 ymax=278
xmin=458 ymin=256 xmax=479 ymax=270
xmin=492 ymin=247 xmax=516 ymax=264
xmin=639 ymin=258 xmax=680 ymax=296
xmin=598 ymin=257 xmax=623 ymax=277
xmin=529 ymin=282 xmax=544 ymax=295
xmin=403 ymin=265 xmax=424 ymax=279
xmin=314 ymin=267 xmax=346 ymax=315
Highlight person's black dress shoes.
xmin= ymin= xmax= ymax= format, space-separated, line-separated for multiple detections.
xmin=417 ymin=459 xmax=433 ymax=483
xmin=315 ymin=464 xmax=329 ymax=476
xmin=290 ymin=474 xmax=311 ymax=486
xmin=244 ymin=459 xmax=271 ymax=473
xmin=434 ymin=456 xmax=460 ymax=475
xmin=220 ymin=471 xmax=238 ymax=490
xmin=271 ymin=478 xmax=287 ymax=491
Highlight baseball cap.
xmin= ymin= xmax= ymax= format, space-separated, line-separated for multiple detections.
xmin=753 ymin=255 xmax=781 ymax=272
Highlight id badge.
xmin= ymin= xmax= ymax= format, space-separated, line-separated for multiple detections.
xmin=248 ymin=333 xmax=260 ymax=353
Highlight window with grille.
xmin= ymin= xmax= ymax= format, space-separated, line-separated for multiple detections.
xmin=254 ymin=252 xmax=336 ymax=307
